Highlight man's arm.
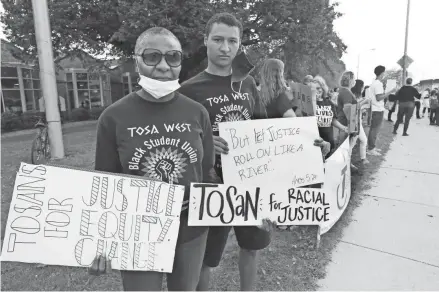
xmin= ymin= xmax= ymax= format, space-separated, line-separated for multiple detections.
xmin=200 ymin=107 xmax=215 ymax=182
xmin=95 ymin=113 xmax=123 ymax=173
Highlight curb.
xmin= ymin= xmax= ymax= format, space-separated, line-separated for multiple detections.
xmin=1 ymin=120 xmax=98 ymax=138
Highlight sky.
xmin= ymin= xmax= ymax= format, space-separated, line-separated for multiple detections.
xmin=332 ymin=0 xmax=439 ymax=85
xmin=1 ymin=1 xmax=438 ymax=85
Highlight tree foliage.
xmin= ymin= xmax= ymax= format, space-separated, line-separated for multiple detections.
xmin=1 ymin=0 xmax=346 ymax=81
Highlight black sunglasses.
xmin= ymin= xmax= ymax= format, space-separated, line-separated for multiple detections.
xmin=137 ymin=49 xmax=182 ymax=68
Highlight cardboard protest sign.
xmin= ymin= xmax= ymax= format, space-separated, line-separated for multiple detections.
xmin=343 ymin=104 xmax=359 ymax=133
xmin=1 ymin=163 xmax=185 ymax=272
xmin=218 ymin=116 xmax=325 ymax=188
xmin=188 ymin=183 xmax=330 ymax=226
xmin=319 ymin=138 xmax=351 ymax=235
xmin=299 ymin=84 xmax=314 ymax=116
xmin=288 ymin=82 xmax=301 ymax=112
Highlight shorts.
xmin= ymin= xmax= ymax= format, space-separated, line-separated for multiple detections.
xmin=121 ymin=230 xmax=208 ymax=291
xmin=203 ymin=226 xmax=271 ymax=268
xmin=423 ymin=99 xmax=430 ymax=108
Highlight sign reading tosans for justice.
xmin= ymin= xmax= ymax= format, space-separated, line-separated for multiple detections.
xmin=1 ymin=163 xmax=184 ymax=273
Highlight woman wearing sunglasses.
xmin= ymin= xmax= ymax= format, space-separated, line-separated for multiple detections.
xmin=91 ymin=27 xmax=215 ymax=291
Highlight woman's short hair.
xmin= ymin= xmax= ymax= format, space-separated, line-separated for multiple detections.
xmin=340 ymin=71 xmax=354 ymax=88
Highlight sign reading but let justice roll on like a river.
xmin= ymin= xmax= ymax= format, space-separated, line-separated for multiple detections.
xmin=1 ymin=163 xmax=184 ymax=273
xmin=218 ymin=117 xmax=325 ymax=188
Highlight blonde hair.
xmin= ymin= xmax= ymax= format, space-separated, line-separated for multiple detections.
xmin=313 ymin=75 xmax=329 ymax=98
xmin=340 ymin=71 xmax=354 ymax=88
xmin=259 ymin=58 xmax=288 ymax=106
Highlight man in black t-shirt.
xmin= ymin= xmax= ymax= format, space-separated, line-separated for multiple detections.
xmin=179 ymin=13 xmax=267 ymax=291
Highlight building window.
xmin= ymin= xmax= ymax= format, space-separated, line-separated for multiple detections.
xmin=122 ymin=72 xmax=141 ymax=95
xmin=1 ymin=66 xmax=21 ymax=112
xmin=66 ymin=70 xmax=109 ymax=109
xmin=22 ymin=68 xmax=41 ymax=111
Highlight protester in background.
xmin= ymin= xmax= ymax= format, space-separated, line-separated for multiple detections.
xmin=367 ymin=65 xmax=397 ymax=156
xmin=337 ymin=72 xmax=362 ymax=170
xmin=415 ymin=88 xmax=426 ymax=119
xmin=303 ymin=74 xmax=314 ymax=86
xmin=361 ymin=85 xmax=372 ymax=126
xmin=259 ymin=59 xmax=297 ymax=118
xmin=350 ymin=79 xmax=369 ymax=165
xmin=421 ymin=88 xmax=431 ymax=118
xmin=393 ymin=78 xmax=420 ymax=136
xmin=430 ymin=89 xmax=438 ymax=125
xmin=92 ymin=27 xmax=215 ymax=291
xmin=313 ymin=75 xmax=347 ymax=156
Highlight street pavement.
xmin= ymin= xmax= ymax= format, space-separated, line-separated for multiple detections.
xmin=318 ymin=116 xmax=439 ymax=290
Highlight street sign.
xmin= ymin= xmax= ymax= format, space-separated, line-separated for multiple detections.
xmin=397 ymin=55 xmax=414 ymax=68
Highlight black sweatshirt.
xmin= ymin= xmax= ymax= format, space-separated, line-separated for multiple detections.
xmin=95 ymin=92 xmax=215 ymax=244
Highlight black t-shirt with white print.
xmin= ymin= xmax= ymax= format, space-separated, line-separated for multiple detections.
xmin=316 ymin=98 xmax=337 ymax=149
xmin=179 ymin=71 xmax=264 ymax=180
xmin=95 ymin=92 xmax=215 ymax=244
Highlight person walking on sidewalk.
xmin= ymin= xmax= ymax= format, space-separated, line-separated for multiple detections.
xmin=414 ymin=88 xmax=425 ymax=119
xmin=430 ymin=89 xmax=439 ymax=125
xmin=393 ymin=78 xmax=420 ymax=136
xmin=421 ymin=88 xmax=431 ymax=118
xmin=367 ymin=65 xmax=397 ymax=156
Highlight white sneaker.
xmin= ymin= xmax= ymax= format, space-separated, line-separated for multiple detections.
xmin=362 ymin=158 xmax=370 ymax=164
xmin=367 ymin=149 xmax=382 ymax=156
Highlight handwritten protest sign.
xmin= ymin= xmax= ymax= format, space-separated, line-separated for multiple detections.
xmin=189 ymin=140 xmax=351 ymax=232
xmin=319 ymin=138 xmax=351 ymax=235
xmin=188 ymin=183 xmax=263 ymax=226
xmin=218 ymin=117 xmax=325 ymax=188
xmin=1 ymin=163 xmax=184 ymax=272
xmin=265 ymin=187 xmax=329 ymax=225
xmin=188 ymin=183 xmax=330 ymax=226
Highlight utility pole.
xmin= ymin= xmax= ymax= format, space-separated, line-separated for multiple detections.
xmin=31 ymin=0 xmax=65 ymax=159
xmin=402 ymin=0 xmax=411 ymax=85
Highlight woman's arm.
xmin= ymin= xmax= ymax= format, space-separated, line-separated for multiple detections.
xmin=332 ymin=118 xmax=349 ymax=133
xmin=282 ymin=108 xmax=297 ymax=118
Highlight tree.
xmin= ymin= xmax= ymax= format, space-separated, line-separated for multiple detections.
xmin=1 ymin=0 xmax=346 ymax=81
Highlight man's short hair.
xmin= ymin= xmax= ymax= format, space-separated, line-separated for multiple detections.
xmin=374 ymin=65 xmax=385 ymax=77
xmin=406 ymin=78 xmax=413 ymax=85
xmin=135 ymin=27 xmax=181 ymax=54
xmin=205 ymin=12 xmax=243 ymax=39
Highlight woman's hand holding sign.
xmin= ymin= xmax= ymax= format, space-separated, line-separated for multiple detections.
xmin=88 ymin=255 xmax=112 ymax=276
xmin=213 ymin=135 xmax=229 ymax=155
xmin=313 ymin=138 xmax=331 ymax=157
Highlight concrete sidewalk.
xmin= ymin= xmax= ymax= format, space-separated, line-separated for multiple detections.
xmin=318 ymin=117 xmax=439 ymax=290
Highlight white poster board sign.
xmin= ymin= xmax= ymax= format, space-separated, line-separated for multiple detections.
xmin=1 ymin=163 xmax=185 ymax=273
xmin=218 ymin=117 xmax=325 ymax=188
xmin=319 ymin=138 xmax=351 ymax=235
xmin=188 ymin=183 xmax=263 ymax=226
xmin=386 ymin=79 xmax=397 ymax=93
xmin=188 ymin=183 xmax=331 ymax=226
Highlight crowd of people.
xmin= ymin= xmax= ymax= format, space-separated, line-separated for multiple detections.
xmin=87 ymin=12 xmax=434 ymax=292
